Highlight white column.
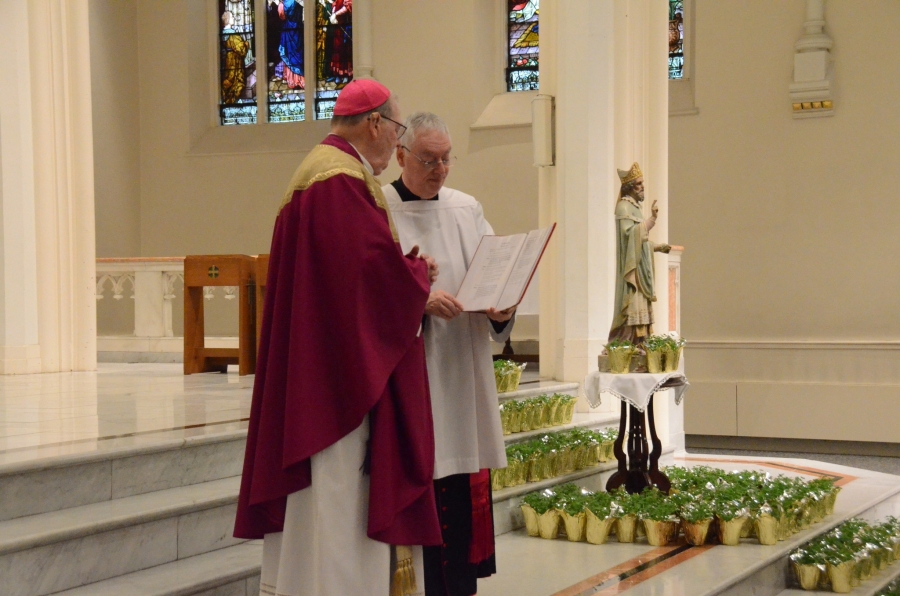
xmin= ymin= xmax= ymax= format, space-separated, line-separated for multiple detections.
xmin=29 ymin=0 xmax=98 ymax=372
xmin=0 ymin=1 xmax=41 ymax=374
xmin=354 ymin=0 xmax=374 ymax=79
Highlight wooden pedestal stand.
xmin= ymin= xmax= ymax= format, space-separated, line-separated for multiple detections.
xmin=184 ymin=255 xmax=256 ymax=376
xmin=605 ymin=377 xmax=686 ymax=495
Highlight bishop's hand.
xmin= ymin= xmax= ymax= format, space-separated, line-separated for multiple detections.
xmin=426 ymin=290 xmax=464 ymax=321
xmin=651 ymin=200 xmax=659 ymax=218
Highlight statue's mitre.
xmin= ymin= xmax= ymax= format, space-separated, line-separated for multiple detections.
xmin=617 ymin=162 xmax=643 ymax=185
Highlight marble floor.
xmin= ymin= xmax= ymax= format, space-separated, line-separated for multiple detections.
xmin=0 ymin=363 xmax=545 ymax=467
xmin=0 ymin=363 xmax=256 ymax=466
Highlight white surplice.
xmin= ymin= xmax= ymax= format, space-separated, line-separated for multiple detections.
xmin=259 ymin=416 xmax=391 ymax=596
xmin=383 ymin=184 xmax=510 ymax=479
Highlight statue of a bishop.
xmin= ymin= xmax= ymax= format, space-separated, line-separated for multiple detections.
xmin=608 ymin=163 xmax=671 ymax=345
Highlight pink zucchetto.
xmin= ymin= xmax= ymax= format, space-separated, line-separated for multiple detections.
xmin=332 ymin=79 xmax=392 ymax=117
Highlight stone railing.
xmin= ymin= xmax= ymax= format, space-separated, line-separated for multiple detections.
xmin=96 ymin=258 xmax=237 ymax=361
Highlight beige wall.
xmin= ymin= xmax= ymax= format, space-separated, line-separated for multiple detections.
xmin=91 ymin=0 xmax=537 ymax=338
xmin=671 ymin=0 xmax=900 ymax=341
xmin=122 ymin=0 xmax=536 ymax=258
xmin=90 ymin=0 xmax=141 ymax=258
xmin=671 ymin=1 xmax=900 ymax=440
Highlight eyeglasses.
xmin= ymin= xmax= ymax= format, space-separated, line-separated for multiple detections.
xmin=376 ymin=115 xmax=407 ymax=138
xmin=400 ymin=146 xmax=457 ymax=170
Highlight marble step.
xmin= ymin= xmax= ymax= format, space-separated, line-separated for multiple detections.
xmin=0 ymin=429 xmax=247 ymax=521
xmin=0 ymin=477 xmax=244 ymax=596
xmin=50 ymin=542 xmax=262 ymax=596
xmin=492 ymin=445 xmax=678 ymax=535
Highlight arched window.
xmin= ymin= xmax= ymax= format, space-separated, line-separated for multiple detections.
xmin=218 ymin=0 xmax=353 ymax=125
xmin=507 ymin=0 xmax=539 ymax=92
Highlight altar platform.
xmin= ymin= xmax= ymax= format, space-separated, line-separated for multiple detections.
xmin=1 ymin=364 xmax=900 ymax=596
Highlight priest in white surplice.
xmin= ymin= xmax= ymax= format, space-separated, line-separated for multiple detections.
xmin=383 ymin=112 xmax=514 ymax=596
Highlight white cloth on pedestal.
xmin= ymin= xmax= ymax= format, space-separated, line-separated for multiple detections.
xmin=260 ymin=416 xmax=390 ymax=596
xmin=383 ymin=184 xmax=510 ymax=478
xmin=584 ymin=364 xmax=688 ymax=412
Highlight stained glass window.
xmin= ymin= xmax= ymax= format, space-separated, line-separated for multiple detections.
xmin=218 ymin=0 xmax=258 ymax=125
xmin=267 ymin=0 xmax=305 ymax=123
xmin=669 ymin=0 xmax=685 ymax=79
xmin=315 ymin=0 xmax=353 ymax=120
xmin=507 ymin=0 xmax=539 ymax=92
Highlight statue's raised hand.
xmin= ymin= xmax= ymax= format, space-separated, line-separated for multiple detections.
xmin=651 ymin=200 xmax=659 ymax=218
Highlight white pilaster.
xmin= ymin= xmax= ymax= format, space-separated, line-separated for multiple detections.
xmin=29 ymin=0 xmax=97 ymax=372
xmin=0 ymin=0 xmax=42 ymax=374
xmin=790 ymin=0 xmax=834 ymax=118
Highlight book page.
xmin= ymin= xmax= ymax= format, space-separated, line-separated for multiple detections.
xmin=455 ymin=234 xmax=526 ymax=312
xmin=495 ymin=226 xmax=554 ymax=311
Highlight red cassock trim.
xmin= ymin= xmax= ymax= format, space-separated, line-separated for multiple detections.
xmin=234 ymin=135 xmax=441 ymax=546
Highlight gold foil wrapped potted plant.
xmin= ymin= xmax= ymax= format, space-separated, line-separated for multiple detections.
xmin=674 ymin=494 xmax=715 ymax=546
xmin=605 ymin=340 xmax=636 ymax=374
xmin=638 ymin=488 xmax=680 ymax=547
xmin=643 ymin=335 xmax=669 ymax=374
xmin=713 ymin=487 xmax=750 ymax=546
xmin=494 ymin=359 xmax=525 ymax=393
xmin=556 ymin=484 xmax=592 ymax=542
xmin=611 ymin=489 xmax=641 ymax=543
xmin=490 ymin=467 xmax=506 ymax=492
xmin=585 ymin=491 xmax=617 ymax=545
xmin=662 ymin=333 xmax=686 ymax=372
xmin=521 ymin=489 xmax=557 ymax=538
xmin=498 ymin=401 xmax=513 ymax=435
xmin=790 ymin=548 xmax=826 ymax=591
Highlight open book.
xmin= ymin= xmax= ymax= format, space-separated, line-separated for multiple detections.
xmin=455 ymin=224 xmax=555 ymax=312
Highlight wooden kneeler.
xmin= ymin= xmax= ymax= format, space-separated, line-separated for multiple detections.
xmin=184 ymin=255 xmax=257 ymax=376
xmin=255 ymin=254 xmax=269 ymax=350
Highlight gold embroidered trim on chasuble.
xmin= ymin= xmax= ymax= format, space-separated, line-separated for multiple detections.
xmin=279 ymin=144 xmax=399 ymax=241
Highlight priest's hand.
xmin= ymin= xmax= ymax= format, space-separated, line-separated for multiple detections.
xmin=654 ymin=243 xmax=672 ymax=254
xmin=426 ymin=290 xmax=464 ymax=320
xmin=486 ymin=305 xmax=516 ymax=323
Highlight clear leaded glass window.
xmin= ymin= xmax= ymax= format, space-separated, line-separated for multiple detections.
xmin=315 ymin=0 xmax=353 ymax=120
xmin=507 ymin=0 xmax=539 ymax=92
xmin=267 ymin=0 xmax=305 ymax=123
xmin=669 ymin=0 xmax=685 ymax=79
xmin=218 ymin=0 xmax=258 ymax=125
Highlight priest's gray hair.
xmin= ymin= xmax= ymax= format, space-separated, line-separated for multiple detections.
xmin=400 ymin=112 xmax=450 ymax=149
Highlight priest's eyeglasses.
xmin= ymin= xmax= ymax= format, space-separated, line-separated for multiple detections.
xmin=401 ymin=146 xmax=457 ymax=170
